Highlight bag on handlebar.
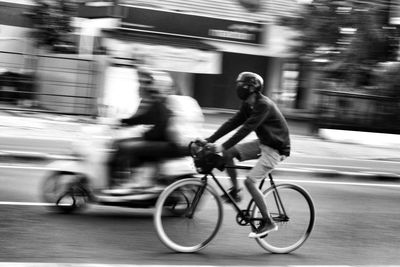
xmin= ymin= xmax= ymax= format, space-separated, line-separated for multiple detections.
xmin=193 ymin=148 xmax=225 ymax=174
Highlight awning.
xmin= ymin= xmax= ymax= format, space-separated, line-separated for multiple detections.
xmin=101 ymin=29 xmax=221 ymax=74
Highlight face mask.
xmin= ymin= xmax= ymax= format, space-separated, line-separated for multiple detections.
xmin=236 ymin=83 xmax=251 ymax=100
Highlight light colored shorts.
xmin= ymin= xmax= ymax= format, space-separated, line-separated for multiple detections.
xmin=235 ymin=140 xmax=285 ymax=182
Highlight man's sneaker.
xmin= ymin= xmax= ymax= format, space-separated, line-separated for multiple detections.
xmin=221 ymin=188 xmax=242 ymax=203
xmin=248 ymin=219 xmax=278 ymax=238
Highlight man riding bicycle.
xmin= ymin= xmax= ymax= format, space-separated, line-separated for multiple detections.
xmin=199 ymin=71 xmax=291 ymax=238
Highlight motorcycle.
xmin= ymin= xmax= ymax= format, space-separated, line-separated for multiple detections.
xmin=41 ymin=95 xmax=204 ymax=213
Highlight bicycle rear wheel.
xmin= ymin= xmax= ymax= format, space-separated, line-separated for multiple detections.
xmin=251 ymin=183 xmax=315 ymax=253
xmin=154 ymin=178 xmax=223 ymax=253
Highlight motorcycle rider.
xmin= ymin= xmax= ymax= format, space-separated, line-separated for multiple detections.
xmin=106 ymin=67 xmax=185 ymax=192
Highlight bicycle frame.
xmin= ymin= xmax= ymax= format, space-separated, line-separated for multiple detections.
xmin=188 ymin=142 xmax=289 ymax=228
xmin=192 ymin=165 xmax=288 ymax=230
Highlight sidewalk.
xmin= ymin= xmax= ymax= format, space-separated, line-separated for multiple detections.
xmin=0 ymin=106 xmax=399 ymax=181
xmin=319 ymin=128 xmax=400 ymax=151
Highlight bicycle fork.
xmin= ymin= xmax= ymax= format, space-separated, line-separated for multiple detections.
xmin=267 ymin=174 xmax=289 ymax=222
xmin=245 ymin=174 xmax=290 ymax=227
xmin=185 ymin=177 xmax=208 ymax=219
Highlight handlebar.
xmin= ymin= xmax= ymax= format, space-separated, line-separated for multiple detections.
xmin=188 ymin=141 xmax=225 ymax=174
xmin=188 ymin=140 xmax=212 ymax=157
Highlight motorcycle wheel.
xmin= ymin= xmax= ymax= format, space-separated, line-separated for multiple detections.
xmin=41 ymin=172 xmax=89 ymax=213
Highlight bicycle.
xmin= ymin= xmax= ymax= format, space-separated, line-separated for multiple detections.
xmin=153 ymin=142 xmax=315 ymax=253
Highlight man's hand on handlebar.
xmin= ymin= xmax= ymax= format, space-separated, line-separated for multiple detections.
xmin=193 ymin=138 xmax=223 ymax=153
xmin=206 ymin=143 xmax=223 ymax=153
xmin=194 ymin=138 xmax=208 ymax=146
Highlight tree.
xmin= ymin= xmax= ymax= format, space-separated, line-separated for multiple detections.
xmin=279 ymin=0 xmax=400 ymax=107
xmin=25 ymin=0 xmax=79 ymax=53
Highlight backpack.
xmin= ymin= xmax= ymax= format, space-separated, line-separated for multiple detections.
xmin=165 ymin=95 xmax=204 ymax=146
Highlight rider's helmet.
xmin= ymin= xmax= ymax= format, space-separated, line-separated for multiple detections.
xmin=235 ymin=72 xmax=263 ymax=100
xmin=137 ymin=67 xmax=175 ymax=99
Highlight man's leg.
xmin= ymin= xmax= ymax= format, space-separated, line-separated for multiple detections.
xmin=222 ymin=148 xmax=240 ymax=197
xmin=104 ymin=140 xmax=170 ymax=193
xmin=123 ymin=141 xmax=176 ymax=185
xmin=244 ymin=177 xmax=271 ymax=220
xmin=222 ymin=140 xmax=261 ymax=202
xmin=246 ymin=145 xmax=282 ymax=238
xmin=124 ymin=141 xmax=173 ymax=162
xmin=107 ymin=137 xmax=142 ymax=188
xmin=107 ymin=139 xmax=126 ymax=187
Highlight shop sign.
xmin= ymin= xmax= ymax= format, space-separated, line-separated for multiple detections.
xmin=120 ymin=6 xmax=264 ymax=45
xmin=103 ymin=38 xmax=221 ymax=74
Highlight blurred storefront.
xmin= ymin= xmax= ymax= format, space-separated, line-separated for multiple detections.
xmin=76 ymin=1 xmax=300 ymax=110
xmin=0 ymin=0 xmax=301 ymax=115
xmin=0 ymin=1 xmax=98 ymax=116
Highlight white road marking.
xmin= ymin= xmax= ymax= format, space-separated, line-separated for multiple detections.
xmin=0 ymin=201 xmax=53 ymax=206
xmin=0 ymin=264 xmax=393 ymax=267
xmin=212 ymin=175 xmax=400 ymax=188
xmin=0 ymin=162 xmax=397 ymax=177
xmin=276 ymin=179 xmax=400 ymax=188
xmin=286 ymin=154 xmax=400 ymax=164
xmin=0 ymin=134 xmax=74 ymax=141
xmin=0 ymin=161 xmax=399 ymax=180
xmin=0 ymin=164 xmax=54 ymax=170
xmin=1 ymin=163 xmax=398 ymax=179
xmin=282 ymin=162 xmax=371 ymax=170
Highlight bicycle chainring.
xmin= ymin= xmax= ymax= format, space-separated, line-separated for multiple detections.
xmin=236 ymin=210 xmax=251 ymax=226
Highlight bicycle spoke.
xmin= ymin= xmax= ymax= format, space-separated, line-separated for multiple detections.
xmin=252 ymin=184 xmax=315 ymax=253
xmin=154 ymin=178 xmax=223 ymax=253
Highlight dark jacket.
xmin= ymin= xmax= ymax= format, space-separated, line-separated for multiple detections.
xmin=207 ymin=95 xmax=291 ymax=156
xmin=121 ymin=99 xmax=172 ymax=142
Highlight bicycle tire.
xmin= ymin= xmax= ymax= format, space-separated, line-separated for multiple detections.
xmin=251 ymin=183 xmax=315 ymax=253
xmin=154 ymin=178 xmax=223 ymax=253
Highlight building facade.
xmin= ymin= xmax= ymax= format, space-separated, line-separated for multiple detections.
xmin=0 ymin=0 xmax=303 ymax=115
xmin=89 ymin=0 xmax=302 ymax=110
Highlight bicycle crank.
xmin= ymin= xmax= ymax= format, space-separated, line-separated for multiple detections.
xmin=236 ymin=210 xmax=252 ymax=226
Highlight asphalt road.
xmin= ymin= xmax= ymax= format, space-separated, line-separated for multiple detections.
xmin=1 ymin=163 xmax=400 ymax=265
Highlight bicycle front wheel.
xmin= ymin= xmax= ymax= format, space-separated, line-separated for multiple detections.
xmin=251 ymin=183 xmax=315 ymax=254
xmin=154 ymin=178 xmax=223 ymax=253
